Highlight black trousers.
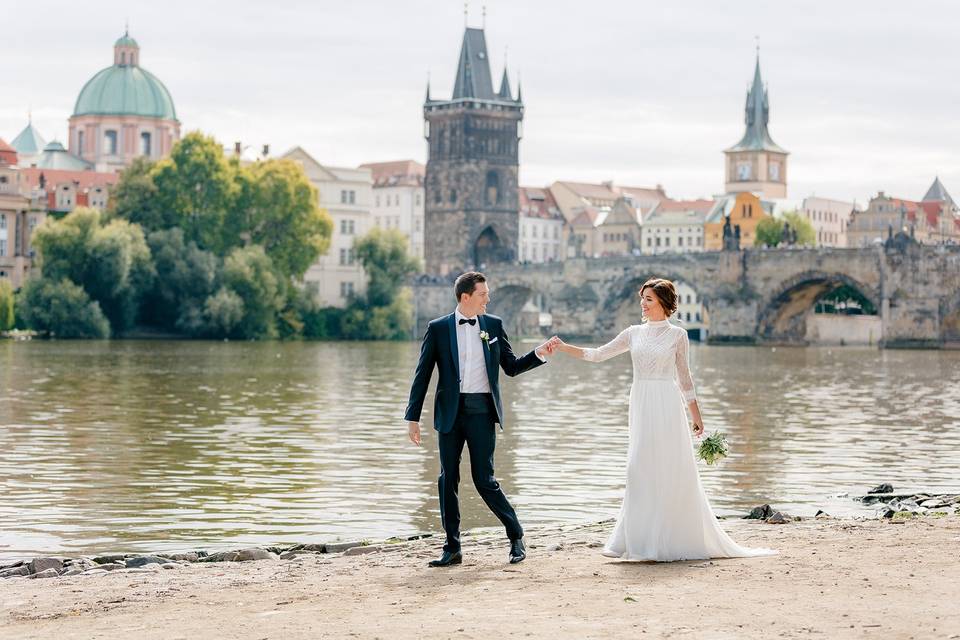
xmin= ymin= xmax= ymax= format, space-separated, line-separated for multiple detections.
xmin=437 ymin=393 xmax=523 ymax=552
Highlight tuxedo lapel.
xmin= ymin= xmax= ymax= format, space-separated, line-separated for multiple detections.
xmin=478 ymin=315 xmax=494 ymax=383
xmin=447 ymin=313 xmax=460 ymax=383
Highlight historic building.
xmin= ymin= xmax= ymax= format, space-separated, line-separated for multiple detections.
xmin=0 ymin=141 xmax=43 ymax=288
xmin=772 ymin=196 xmax=855 ymax=247
xmin=518 ymin=187 xmax=563 ymax=263
xmin=69 ymin=31 xmax=180 ymax=171
xmin=846 ymin=178 xmax=960 ymax=247
xmin=423 ymin=26 xmax=523 ymax=275
xmin=724 ymin=55 xmax=788 ymax=199
xmin=704 ymin=192 xmax=772 ymax=250
xmin=10 ymin=119 xmax=47 ymax=169
xmin=282 ymin=147 xmax=372 ymax=307
xmin=359 ymin=160 xmax=425 ymax=262
xmin=640 ymin=200 xmax=712 ymax=255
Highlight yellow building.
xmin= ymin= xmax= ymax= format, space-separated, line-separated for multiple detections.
xmin=703 ymin=192 xmax=771 ymax=250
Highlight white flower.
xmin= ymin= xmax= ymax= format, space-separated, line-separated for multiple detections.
xmin=479 ymin=330 xmax=490 ymax=342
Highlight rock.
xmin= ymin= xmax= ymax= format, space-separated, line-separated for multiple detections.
xmin=301 ymin=544 xmax=327 ymax=552
xmin=279 ymin=551 xmax=314 ymax=560
xmin=160 ymin=563 xmax=179 ymax=570
xmin=200 ymin=551 xmax=240 ymax=563
xmin=61 ymin=569 xmax=85 ymax=577
xmin=546 ymin=543 xmax=563 ymax=552
xmin=744 ymin=505 xmax=774 ymax=520
xmin=920 ymin=499 xmax=944 ymax=509
xmin=64 ymin=558 xmax=97 ymax=570
xmin=868 ymin=483 xmax=894 ymax=494
xmin=236 ymin=548 xmax=278 ymax=562
xmin=126 ymin=556 xmax=169 ymax=568
xmin=324 ymin=541 xmax=365 ymax=553
xmin=0 ymin=560 xmax=24 ymax=571
xmin=164 ymin=552 xmax=199 ymax=562
xmin=28 ymin=557 xmax=63 ymax=574
xmin=82 ymin=569 xmax=108 ymax=575
xmin=94 ymin=554 xmax=129 ymax=565
xmin=1 ymin=565 xmax=31 ymax=578
xmin=815 ymin=510 xmax=831 ymax=519
xmin=29 ymin=568 xmax=59 ymax=579
xmin=766 ymin=511 xmax=790 ymax=524
xmin=344 ymin=545 xmax=381 ymax=556
xmin=95 ymin=562 xmax=126 ymax=571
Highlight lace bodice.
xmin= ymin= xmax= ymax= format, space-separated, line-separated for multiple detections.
xmin=582 ymin=320 xmax=697 ymax=402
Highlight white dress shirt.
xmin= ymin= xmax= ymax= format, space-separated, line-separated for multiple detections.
xmin=455 ymin=309 xmax=492 ymax=393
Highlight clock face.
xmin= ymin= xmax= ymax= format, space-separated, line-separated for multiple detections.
xmin=737 ymin=163 xmax=752 ymax=180
xmin=769 ymin=162 xmax=780 ymax=181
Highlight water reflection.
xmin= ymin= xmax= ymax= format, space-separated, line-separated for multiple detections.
xmin=1 ymin=340 xmax=958 ymax=559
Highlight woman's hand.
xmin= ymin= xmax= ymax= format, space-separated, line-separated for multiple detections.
xmin=691 ymin=421 xmax=704 ymax=438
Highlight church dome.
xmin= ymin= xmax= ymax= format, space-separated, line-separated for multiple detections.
xmin=72 ymin=32 xmax=177 ymax=121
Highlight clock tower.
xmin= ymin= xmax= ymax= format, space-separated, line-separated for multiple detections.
xmin=724 ymin=53 xmax=788 ymax=198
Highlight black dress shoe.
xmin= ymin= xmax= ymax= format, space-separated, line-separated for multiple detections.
xmin=428 ymin=550 xmax=462 ymax=567
xmin=509 ymin=539 xmax=526 ymax=564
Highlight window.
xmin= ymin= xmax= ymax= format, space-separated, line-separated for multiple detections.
xmin=339 ymin=248 xmax=347 ymax=265
xmin=348 ymin=248 xmax=355 ymax=265
xmin=78 ymin=131 xmax=85 ymax=154
xmin=449 ymin=189 xmax=457 ymax=204
xmin=340 ymin=219 xmax=355 ymax=235
xmin=349 ymin=190 xmax=356 ymax=204
xmin=104 ymin=130 xmax=118 ymax=155
xmin=0 ymin=239 xmax=6 ymax=257
xmin=140 ymin=132 xmax=151 ymax=156
xmin=485 ymin=171 xmax=500 ymax=205
xmin=686 ymin=295 xmax=692 ymax=304
xmin=376 ymin=195 xmax=380 ymax=207
xmin=0 ymin=215 xmax=6 ymax=229
xmin=665 ymin=237 xmax=670 ymax=247
xmin=415 ymin=192 xmax=421 ymax=206
xmin=340 ymin=282 xmax=354 ymax=298
xmin=678 ymin=237 xmax=684 ymax=247
xmin=686 ymin=312 xmax=691 ymax=322
xmin=646 ymin=237 xmax=652 ymax=247
xmin=349 ymin=220 xmax=355 ymax=234
xmin=656 ymin=237 xmax=661 ymax=247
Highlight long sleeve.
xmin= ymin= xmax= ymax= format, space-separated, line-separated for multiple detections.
xmin=498 ymin=322 xmax=546 ymax=377
xmin=674 ymin=328 xmax=697 ymax=403
xmin=404 ymin=324 xmax=437 ymax=422
xmin=582 ymin=326 xmax=633 ymax=363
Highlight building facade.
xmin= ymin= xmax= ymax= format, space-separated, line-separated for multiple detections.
xmin=283 ymin=147 xmax=372 ymax=307
xmin=704 ymin=192 xmax=772 ymax=250
xmin=724 ymin=55 xmax=788 ymax=199
xmin=0 ymin=141 xmax=42 ymax=288
xmin=641 ymin=205 xmax=708 ymax=255
xmin=359 ymin=160 xmax=425 ymax=263
xmin=423 ymin=26 xmax=523 ymax=275
xmin=846 ymin=179 xmax=960 ymax=248
xmin=801 ymin=197 xmax=854 ymax=247
xmin=69 ymin=31 xmax=180 ymax=172
xmin=518 ymin=187 xmax=563 ymax=263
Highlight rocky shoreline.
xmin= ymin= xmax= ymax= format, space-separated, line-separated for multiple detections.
xmin=4 ymin=486 xmax=958 ymax=583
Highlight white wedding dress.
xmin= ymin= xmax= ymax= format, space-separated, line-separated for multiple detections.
xmin=583 ymin=319 xmax=777 ymax=562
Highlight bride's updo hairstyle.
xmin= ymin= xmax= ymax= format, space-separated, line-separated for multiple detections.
xmin=638 ymin=278 xmax=678 ymax=317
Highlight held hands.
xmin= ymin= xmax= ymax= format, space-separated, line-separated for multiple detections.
xmin=536 ymin=335 xmax=564 ymax=358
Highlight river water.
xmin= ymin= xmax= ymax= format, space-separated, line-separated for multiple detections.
xmin=1 ymin=339 xmax=958 ymax=559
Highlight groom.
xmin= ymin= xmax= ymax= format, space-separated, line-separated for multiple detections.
xmin=405 ymin=271 xmax=555 ymax=567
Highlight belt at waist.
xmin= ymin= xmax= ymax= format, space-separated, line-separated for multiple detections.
xmin=459 ymin=392 xmax=494 ymax=415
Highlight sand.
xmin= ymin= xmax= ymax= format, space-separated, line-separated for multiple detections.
xmin=2 ymin=516 xmax=959 ymax=640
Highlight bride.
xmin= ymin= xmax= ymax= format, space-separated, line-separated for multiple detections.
xmin=549 ymin=278 xmax=776 ymax=562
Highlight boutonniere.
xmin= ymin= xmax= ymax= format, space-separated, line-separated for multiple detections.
xmin=479 ymin=330 xmax=490 ymax=344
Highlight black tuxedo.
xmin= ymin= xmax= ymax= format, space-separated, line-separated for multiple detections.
xmin=404 ymin=312 xmax=546 ymax=552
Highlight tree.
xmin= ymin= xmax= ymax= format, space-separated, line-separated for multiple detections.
xmin=754 ymin=217 xmax=784 ymax=247
xmin=221 ymin=245 xmax=285 ymax=339
xmin=18 ymin=278 xmax=111 ymax=338
xmin=31 ymin=207 xmax=155 ymax=333
xmin=0 ymin=279 xmax=14 ymax=331
xmin=232 ymin=159 xmax=333 ymax=279
xmin=142 ymin=228 xmax=220 ymax=332
xmin=150 ymin=132 xmax=240 ymax=253
xmin=353 ymin=229 xmax=422 ymax=307
xmin=108 ymin=157 xmax=169 ymax=231
xmin=782 ymin=211 xmax=816 ymax=246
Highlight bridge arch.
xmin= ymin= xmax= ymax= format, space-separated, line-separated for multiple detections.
xmin=487 ymin=281 xmax=542 ymax=338
xmin=756 ymin=270 xmax=880 ymax=345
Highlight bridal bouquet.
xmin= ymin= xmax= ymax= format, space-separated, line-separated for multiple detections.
xmin=696 ymin=431 xmax=729 ymax=465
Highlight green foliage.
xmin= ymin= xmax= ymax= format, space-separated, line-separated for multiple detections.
xmin=0 ymin=279 xmax=14 ymax=331
xmin=782 ymin=211 xmax=816 ymax=246
xmin=221 ymin=245 xmax=284 ymax=339
xmin=31 ymin=207 xmax=155 ymax=333
xmin=202 ymin=288 xmax=244 ymax=336
xmin=18 ymin=278 xmax=111 ymax=338
xmin=108 ymin=157 xmax=167 ymax=230
xmin=143 ymin=228 xmax=220 ymax=333
xmin=754 ymin=217 xmax=784 ymax=247
xmin=816 ymin=283 xmax=878 ymax=315
xmin=353 ymin=229 xmax=422 ymax=307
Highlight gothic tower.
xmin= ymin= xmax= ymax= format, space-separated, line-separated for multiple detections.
xmin=724 ymin=53 xmax=788 ymax=198
xmin=424 ymin=26 xmax=523 ymax=275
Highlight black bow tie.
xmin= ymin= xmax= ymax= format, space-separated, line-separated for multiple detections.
xmin=458 ymin=318 xmax=477 ymax=326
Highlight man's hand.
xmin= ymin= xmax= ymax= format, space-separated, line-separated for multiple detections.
xmin=408 ymin=421 xmax=422 ymax=446
xmin=536 ymin=336 xmax=560 ymax=359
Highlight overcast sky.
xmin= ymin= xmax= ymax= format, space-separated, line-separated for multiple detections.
xmin=5 ymin=1 xmax=959 ymax=205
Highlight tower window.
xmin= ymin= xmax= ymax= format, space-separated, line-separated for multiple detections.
xmin=449 ymin=189 xmax=457 ymax=204
xmin=140 ymin=132 xmax=152 ymax=157
xmin=485 ymin=171 xmax=500 ymax=206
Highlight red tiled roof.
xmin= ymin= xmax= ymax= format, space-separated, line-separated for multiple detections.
xmin=358 ymin=160 xmax=424 ymax=187
xmin=656 ymin=198 xmax=714 ymax=213
xmin=520 ymin=186 xmax=563 ymax=220
xmin=0 ymin=138 xmax=17 ymax=166
xmin=21 ymin=167 xmax=119 ymax=191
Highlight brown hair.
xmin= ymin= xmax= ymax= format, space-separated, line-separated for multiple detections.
xmin=638 ymin=278 xmax=678 ymax=316
xmin=454 ymin=271 xmax=487 ymax=302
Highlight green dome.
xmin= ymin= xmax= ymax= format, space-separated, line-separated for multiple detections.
xmin=73 ymin=64 xmax=177 ymax=120
xmin=114 ymin=34 xmax=139 ymax=48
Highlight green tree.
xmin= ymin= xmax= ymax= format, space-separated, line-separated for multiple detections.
xmin=353 ymin=229 xmax=422 ymax=307
xmin=0 ymin=279 xmax=14 ymax=331
xmin=151 ymin=132 xmax=239 ymax=252
xmin=754 ymin=217 xmax=784 ymax=247
xmin=18 ymin=278 xmax=111 ymax=338
xmin=221 ymin=245 xmax=285 ymax=339
xmin=782 ymin=211 xmax=816 ymax=246
xmin=232 ymin=159 xmax=333 ymax=278
xmin=143 ymin=228 xmax=220 ymax=332
xmin=202 ymin=288 xmax=245 ymax=336
xmin=108 ymin=157 xmax=169 ymax=231
xmin=31 ymin=207 xmax=155 ymax=332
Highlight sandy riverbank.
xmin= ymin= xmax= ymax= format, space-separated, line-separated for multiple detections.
xmin=2 ymin=516 xmax=959 ymax=640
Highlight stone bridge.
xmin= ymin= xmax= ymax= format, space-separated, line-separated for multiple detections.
xmin=412 ymin=244 xmax=960 ymax=348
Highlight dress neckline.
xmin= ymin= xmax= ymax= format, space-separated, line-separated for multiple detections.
xmin=644 ymin=319 xmax=670 ymax=326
